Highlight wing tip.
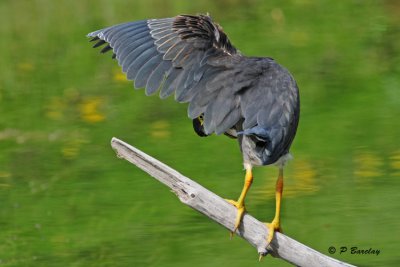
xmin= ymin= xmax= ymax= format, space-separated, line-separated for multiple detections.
xmin=86 ymin=31 xmax=98 ymax=38
xmin=86 ymin=29 xmax=106 ymax=40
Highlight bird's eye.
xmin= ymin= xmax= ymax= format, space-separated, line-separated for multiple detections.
xmin=249 ymin=135 xmax=268 ymax=148
xmin=256 ymin=140 xmax=267 ymax=147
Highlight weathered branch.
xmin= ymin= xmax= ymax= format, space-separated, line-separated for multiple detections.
xmin=111 ymin=137 xmax=355 ymax=267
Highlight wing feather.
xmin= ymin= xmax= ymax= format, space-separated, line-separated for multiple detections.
xmin=120 ymin=41 xmax=153 ymax=71
xmin=145 ymin=60 xmax=171 ymax=95
xmin=114 ymin=27 xmax=149 ymax=53
xmin=126 ymin=46 xmax=158 ymax=80
xmin=159 ymin=69 xmax=181 ymax=99
xmin=134 ymin=54 xmax=163 ymax=88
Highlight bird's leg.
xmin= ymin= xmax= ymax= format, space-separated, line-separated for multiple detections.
xmin=226 ymin=165 xmax=253 ymax=238
xmin=266 ymin=167 xmax=284 ymax=244
xmin=258 ymin=168 xmax=284 ymax=261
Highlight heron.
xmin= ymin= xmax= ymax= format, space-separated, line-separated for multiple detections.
xmin=88 ymin=14 xmax=300 ymax=256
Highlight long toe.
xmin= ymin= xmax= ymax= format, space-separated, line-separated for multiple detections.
xmin=265 ymin=219 xmax=282 ymax=245
xmin=225 ymin=199 xmax=246 ymax=238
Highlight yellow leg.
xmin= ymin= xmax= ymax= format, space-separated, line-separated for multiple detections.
xmin=226 ymin=165 xmax=253 ymax=238
xmin=259 ymin=168 xmax=284 ymax=261
xmin=266 ymin=167 xmax=284 ymax=244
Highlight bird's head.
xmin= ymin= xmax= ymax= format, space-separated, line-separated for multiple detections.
xmin=238 ymin=126 xmax=286 ymax=166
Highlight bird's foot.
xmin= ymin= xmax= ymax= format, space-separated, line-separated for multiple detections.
xmin=258 ymin=219 xmax=282 ymax=261
xmin=266 ymin=218 xmax=282 ymax=245
xmin=225 ymin=199 xmax=246 ymax=238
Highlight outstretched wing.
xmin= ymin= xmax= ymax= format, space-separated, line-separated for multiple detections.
xmin=88 ymin=15 xmax=248 ymax=134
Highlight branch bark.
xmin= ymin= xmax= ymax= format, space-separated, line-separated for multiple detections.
xmin=111 ymin=137 xmax=355 ymax=267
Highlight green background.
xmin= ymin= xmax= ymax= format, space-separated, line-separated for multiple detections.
xmin=1 ymin=0 xmax=399 ymax=266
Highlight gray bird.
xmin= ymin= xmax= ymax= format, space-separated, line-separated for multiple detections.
xmin=88 ymin=14 xmax=300 ymax=256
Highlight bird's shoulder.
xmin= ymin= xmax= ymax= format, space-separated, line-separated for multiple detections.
xmin=236 ymin=56 xmax=300 ymax=129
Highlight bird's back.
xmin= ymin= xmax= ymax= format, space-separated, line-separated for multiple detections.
xmin=229 ymin=57 xmax=300 ymax=166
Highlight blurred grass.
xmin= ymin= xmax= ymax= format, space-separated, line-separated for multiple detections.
xmin=0 ymin=0 xmax=399 ymax=266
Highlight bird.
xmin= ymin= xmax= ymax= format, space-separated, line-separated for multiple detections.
xmin=88 ymin=14 xmax=300 ymax=257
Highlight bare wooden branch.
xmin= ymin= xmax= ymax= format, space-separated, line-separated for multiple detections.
xmin=111 ymin=137 xmax=356 ymax=267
